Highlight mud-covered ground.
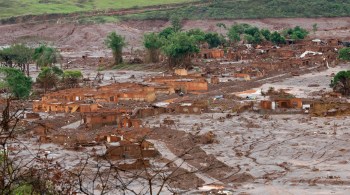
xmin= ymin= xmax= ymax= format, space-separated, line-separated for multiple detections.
xmin=1 ymin=17 xmax=350 ymax=55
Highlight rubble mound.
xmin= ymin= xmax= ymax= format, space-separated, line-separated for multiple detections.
xmin=229 ymin=172 xmax=255 ymax=183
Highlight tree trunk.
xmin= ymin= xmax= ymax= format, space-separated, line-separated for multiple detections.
xmin=26 ymin=64 xmax=29 ymax=76
xmin=113 ymin=50 xmax=123 ymax=65
xmin=148 ymin=49 xmax=160 ymax=63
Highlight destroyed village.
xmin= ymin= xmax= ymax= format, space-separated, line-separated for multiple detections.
xmin=2 ymin=0 xmax=350 ymax=195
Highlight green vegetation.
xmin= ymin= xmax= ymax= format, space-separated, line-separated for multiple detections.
xmin=204 ymin=32 xmax=225 ymax=48
xmin=37 ymin=66 xmax=63 ymax=93
xmin=122 ymin=0 xmax=350 ymax=20
xmin=187 ymin=29 xmax=206 ymax=44
xmin=105 ymin=32 xmax=126 ymax=65
xmin=161 ymin=32 xmax=199 ymax=67
xmin=270 ymin=32 xmax=286 ymax=44
xmin=331 ymin=71 xmax=350 ymax=87
xmin=283 ymin=26 xmax=309 ymax=40
xmin=331 ymin=70 xmax=350 ymax=96
xmin=33 ymin=45 xmax=60 ymax=67
xmin=0 ymin=67 xmax=32 ymax=99
xmin=143 ymin=33 xmax=163 ymax=63
xmin=63 ymin=70 xmax=83 ymax=79
xmin=0 ymin=44 xmax=33 ymax=76
xmin=339 ymin=48 xmax=350 ymax=61
xmin=63 ymin=70 xmax=83 ymax=88
xmin=0 ymin=0 xmax=196 ymax=19
xmin=227 ymin=23 xmax=294 ymax=45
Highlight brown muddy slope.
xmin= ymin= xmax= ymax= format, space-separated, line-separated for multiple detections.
xmin=1 ymin=17 xmax=350 ymax=53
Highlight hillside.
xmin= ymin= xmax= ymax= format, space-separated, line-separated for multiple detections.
xmin=122 ymin=0 xmax=350 ymax=20
xmin=0 ymin=0 xmax=196 ymax=19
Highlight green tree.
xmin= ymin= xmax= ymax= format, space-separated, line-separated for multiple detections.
xmin=338 ymin=48 xmax=350 ymax=61
xmin=261 ymin=29 xmax=271 ymax=41
xmin=283 ymin=26 xmax=309 ymax=40
xmin=63 ymin=70 xmax=83 ymax=88
xmin=0 ymin=67 xmax=32 ymax=99
xmin=144 ymin=33 xmax=163 ymax=63
xmin=159 ymin=27 xmax=175 ymax=39
xmin=227 ymin=29 xmax=241 ymax=45
xmin=170 ymin=15 xmax=182 ymax=32
xmin=36 ymin=66 xmax=63 ymax=93
xmin=204 ymin=32 xmax=224 ymax=48
xmin=161 ymin=32 xmax=199 ymax=68
xmin=331 ymin=70 xmax=350 ymax=95
xmin=33 ymin=45 xmax=60 ymax=68
xmin=0 ymin=44 xmax=33 ymax=76
xmin=105 ymin=32 xmax=126 ymax=65
xmin=270 ymin=32 xmax=286 ymax=44
xmin=227 ymin=23 xmax=252 ymax=45
xmin=187 ymin=29 xmax=206 ymax=44
xmin=244 ymin=32 xmax=263 ymax=44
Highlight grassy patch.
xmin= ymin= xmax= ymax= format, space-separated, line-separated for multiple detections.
xmin=122 ymin=0 xmax=350 ymax=20
xmin=0 ymin=0 xmax=196 ymax=19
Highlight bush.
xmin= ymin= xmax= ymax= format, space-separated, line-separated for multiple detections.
xmin=339 ymin=48 xmax=350 ymax=61
xmin=0 ymin=67 xmax=32 ymax=99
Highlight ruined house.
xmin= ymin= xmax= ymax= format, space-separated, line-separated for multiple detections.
xmin=105 ymin=140 xmax=159 ymax=160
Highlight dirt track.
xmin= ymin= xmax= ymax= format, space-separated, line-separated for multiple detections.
xmin=1 ymin=17 xmax=350 ymax=55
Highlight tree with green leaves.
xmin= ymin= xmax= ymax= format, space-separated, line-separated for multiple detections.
xmin=261 ymin=29 xmax=271 ymax=41
xmin=33 ymin=45 xmax=60 ymax=68
xmin=331 ymin=70 xmax=350 ymax=96
xmin=227 ymin=29 xmax=241 ymax=45
xmin=270 ymin=32 xmax=286 ymax=45
xmin=63 ymin=70 xmax=83 ymax=89
xmin=204 ymin=32 xmax=225 ymax=48
xmin=143 ymin=33 xmax=163 ymax=63
xmin=187 ymin=29 xmax=206 ymax=44
xmin=170 ymin=15 xmax=182 ymax=32
xmin=283 ymin=26 xmax=309 ymax=40
xmin=159 ymin=27 xmax=175 ymax=39
xmin=227 ymin=23 xmax=251 ymax=45
xmin=36 ymin=66 xmax=63 ymax=93
xmin=244 ymin=31 xmax=263 ymax=44
xmin=0 ymin=67 xmax=32 ymax=99
xmin=161 ymin=32 xmax=199 ymax=68
xmin=105 ymin=32 xmax=126 ymax=65
xmin=0 ymin=44 xmax=33 ymax=76
xmin=339 ymin=48 xmax=350 ymax=61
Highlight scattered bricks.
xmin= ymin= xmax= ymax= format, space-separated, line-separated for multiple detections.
xmin=26 ymin=112 xmax=40 ymax=119
xmin=175 ymin=69 xmax=188 ymax=76
xmin=211 ymin=76 xmax=220 ymax=84
xmin=118 ymin=159 xmax=150 ymax=170
xmin=163 ymin=119 xmax=175 ymax=126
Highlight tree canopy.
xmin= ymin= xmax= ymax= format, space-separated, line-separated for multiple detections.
xmin=283 ymin=26 xmax=309 ymax=40
xmin=105 ymin=32 xmax=126 ymax=65
xmin=270 ymin=32 xmax=286 ymax=44
xmin=0 ymin=44 xmax=33 ymax=75
xmin=161 ymin=32 xmax=199 ymax=67
xmin=37 ymin=66 xmax=63 ymax=93
xmin=0 ymin=67 xmax=32 ymax=99
xmin=339 ymin=48 xmax=350 ymax=61
xmin=204 ymin=32 xmax=225 ymax=48
xmin=33 ymin=45 xmax=60 ymax=67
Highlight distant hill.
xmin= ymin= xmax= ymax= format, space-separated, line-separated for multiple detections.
xmin=1 ymin=0 xmax=350 ymax=23
xmin=0 ymin=0 xmax=195 ymax=19
xmin=122 ymin=0 xmax=350 ymax=20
